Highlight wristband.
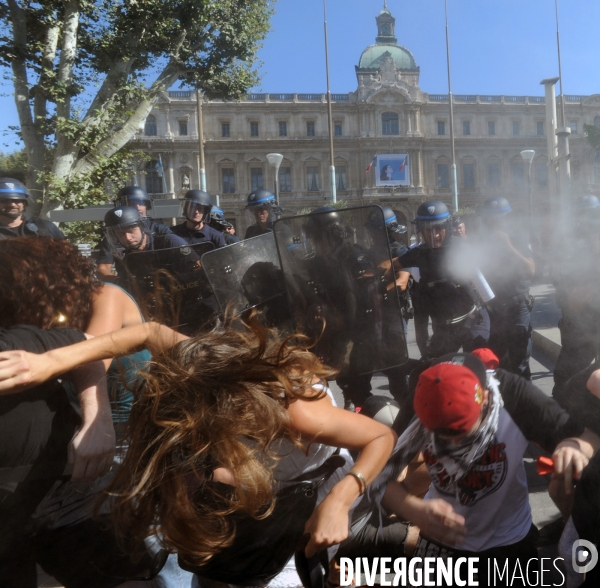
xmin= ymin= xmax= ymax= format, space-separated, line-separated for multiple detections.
xmin=347 ymin=470 xmax=367 ymax=495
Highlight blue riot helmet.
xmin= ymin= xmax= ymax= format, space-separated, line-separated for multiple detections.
xmin=414 ymin=200 xmax=452 ymax=248
xmin=245 ymin=189 xmax=282 ymax=227
xmin=304 ymin=205 xmax=350 ymax=252
xmin=104 ymin=206 xmax=149 ymax=252
xmin=208 ymin=206 xmax=233 ymax=231
xmin=179 ymin=190 xmax=212 ymax=224
xmin=115 ymin=186 xmax=153 ymax=212
xmin=481 ymin=196 xmax=512 ymax=231
xmin=574 ymin=194 xmax=600 ymax=216
xmin=0 ymin=177 xmax=33 ymax=208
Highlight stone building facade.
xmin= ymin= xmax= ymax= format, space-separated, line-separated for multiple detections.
xmin=129 ymin=4 xmax=600 ymax=238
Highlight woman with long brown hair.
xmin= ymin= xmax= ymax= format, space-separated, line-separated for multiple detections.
xmin=0 ymin=319 xmax=398 ymax=585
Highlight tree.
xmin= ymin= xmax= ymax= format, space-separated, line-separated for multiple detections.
xmin=0 ymin=147 xmax=27 ymax=181
xmin=584 ymin=123 xmax=600 ymax=151
xmin=0 ymin=0 xmax=273 ymax=218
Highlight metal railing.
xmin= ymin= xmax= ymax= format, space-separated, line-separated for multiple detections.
xmin=168 ymin=91 xmax=192 ymax=98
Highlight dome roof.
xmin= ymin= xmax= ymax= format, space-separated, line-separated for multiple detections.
xmin=359 ymin=44 xmax=417 ymax=71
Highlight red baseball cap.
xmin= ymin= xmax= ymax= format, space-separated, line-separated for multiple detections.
xmin=470 ymin=348 xmax=500 ymax=370
xmin=414 ymin=363 xmax=485 ymax=433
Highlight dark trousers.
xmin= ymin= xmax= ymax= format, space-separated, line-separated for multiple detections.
xmin=489 ymin=298 xmax=532 ymax=380
xmin=427 ymin=307 xmax=490 ymax=360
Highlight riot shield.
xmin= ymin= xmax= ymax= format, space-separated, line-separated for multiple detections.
xmin=123 ymin=243 xmax=216 ymax=333
xmin=273 ymin=205 xmax=408 ymax=377
xmin=201 ymin=233 xmax=292 ymax=330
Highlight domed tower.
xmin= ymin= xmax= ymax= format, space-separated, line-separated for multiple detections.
xmin=356 ymin=2 xmax=420 ymax=98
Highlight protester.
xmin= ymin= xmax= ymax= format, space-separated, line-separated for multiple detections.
xmin=0 ymin=318 xmax=407 ymax=586
xmin=381 ymin=352 xmax=599 ymax=585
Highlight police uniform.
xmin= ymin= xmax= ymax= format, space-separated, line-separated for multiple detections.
xmin=478 ymin=199 xmax=534 ymax=380
xmin=244 ymin=224 xmax=273 ymax=240
xmin=96 ymin=220 xmax=172 ymax=266
xmin=399 ymin=239 xmax=490 ymax=358
xmin=171 ymin=221 xmax=226 ymax=248
xmin=0 ymin=216 xmax=64 ymax=239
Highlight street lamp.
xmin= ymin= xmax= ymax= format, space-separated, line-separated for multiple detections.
xmin=266 ymin=153 xmax=284 ymax=203
xmin=520 ymin=149 xmax=535 ymax=224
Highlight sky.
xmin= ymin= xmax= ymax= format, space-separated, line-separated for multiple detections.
xmin=1 ymin=0 xmax=600 ymax=150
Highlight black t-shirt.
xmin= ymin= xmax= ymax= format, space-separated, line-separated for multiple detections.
xmin=171 ymin=222 xmax=226 ymax=248
xmin=0 ymin=326 xmax=85 ymax=487
xmin=0 ymin=216 xmax=65 ymax=240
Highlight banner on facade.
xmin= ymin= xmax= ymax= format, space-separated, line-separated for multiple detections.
xmin=374 ymin=154 xmax=410 ymax=187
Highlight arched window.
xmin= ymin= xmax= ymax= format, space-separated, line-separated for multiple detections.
xmin=145 ymin=160 xmax=163 ymax=194
xmin=145 ymin=114 xmax=157 ymax=136
xmin=382 ymin=112 xmax=399 ymax=136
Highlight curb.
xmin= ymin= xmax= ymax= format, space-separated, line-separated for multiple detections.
xmin=532 ymin=329 xmax=561 ymax=363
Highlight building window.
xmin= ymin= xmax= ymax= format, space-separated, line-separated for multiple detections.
xmin=334 ymin=122 xmax=343 ymax=136
xmin=222 ymin=168 xmax=235 ymax=193
xmin=537 ymin=121 xmax=544 ymax=136
xmin=536 ymin=161 xmax=548 ymax=187
xmin=145 ymin=160 xmax=162 ymax=193
xmin=178 ymin=121 xmax=188 ymax=136
xmin=382 ymin=112 xmax=399 ymax=136
xmin=511 ymin=161 xmax=524 ymax=186
xmin=462 ymin=121 xmax=471 ymax=136
xmin=307 ymin=166 xmax=319 ymax=191
xmin=250 ymin=122 xmax=259 ymax=137
xmin=250 ymin=168 xmax=263 ymax=191
xmin=513 ymin=121 xmax=520 ymax=136
xmin=437 ymin=121 xmax=446 ymax=136
xmin=144 ymin=114 xmax=157 ymax=136
xmin=488 ymin=162 xmax=501 ymax=187
xmin=488 ymin=121 xmax=496 ymax=136
xmin=279 ymin=121 xmax=287 ymax=137
xmin=280 ymin=167 xmax=292 ymax=192
xmin=221 ymin=122 xmax=230 ymax=137
xmin=437 ymin=163 xmax=449 ymax=188
xmin=463 ymin=163 xmax=475 ymax=188
xmin=570 ymin=120 xmax=578 ymax=134
xmin=335 ymin=167 xmax=347 ymax=191
xmin=594 ymin=117 xmax=600 ymax=127
xmin=306 ymin=121 xmax=315 ymax=137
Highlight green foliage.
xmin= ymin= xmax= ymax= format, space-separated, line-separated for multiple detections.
xmin=584 ymin=124 xmax=600 ymax=151
xmin=1 ymin=0 xmax=275 ymax=215
xmin=0 ymin=149 xmax=27 ymax=181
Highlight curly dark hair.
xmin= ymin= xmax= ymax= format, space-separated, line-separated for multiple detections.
xmin=108 ymin=315 xmax=336 ymax=567
xmin=0 ymin=237 xmax=102 ymax=331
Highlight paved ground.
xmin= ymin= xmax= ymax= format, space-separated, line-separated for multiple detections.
xmin=38 ymin=282 xmax=568 ymax=587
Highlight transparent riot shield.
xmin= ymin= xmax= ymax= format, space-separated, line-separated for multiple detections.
xmin=123 ymin=242 xmax=216 ymax=333
xmin=201 ymin=233 xmax=292 ymax=330
xmin=273 ymin=205 xmax=408 ymax=377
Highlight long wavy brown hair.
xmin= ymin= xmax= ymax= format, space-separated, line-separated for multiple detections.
xmin=108 ymin=315 xmax=336 ymax=567
xmin=0 ymin=237 xmax=102 ymax=331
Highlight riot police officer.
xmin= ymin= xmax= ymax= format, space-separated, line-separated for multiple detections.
xmin=96 ymin=186 xmax=173 ymax=280
xmin=477 ymin=196 xmax=535 ymax=380
xmin=396 ymin=200 xmax=490 ymax=359
xmin=244 ymin=189 xmax=282 ymax=239
xmin=171 ymin=190 xmax=226 ymax=248
xmin=552 ymin=194 xmax=600 ymax=402
xmin=209 ymin=207 xmax=240 ymax=244
xmin=0 ymin=178 xmax=64 ymax=239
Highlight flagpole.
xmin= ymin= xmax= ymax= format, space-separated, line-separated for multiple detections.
xmin=323 ymin=0 xmax=336 ymax=204
xmin=158 ymin=154 xmax=168 ymax=194
xmin=444 ymin=0 xmax=459 ymax=212
xmin=196 ymin=90 xmax=207 ymax=192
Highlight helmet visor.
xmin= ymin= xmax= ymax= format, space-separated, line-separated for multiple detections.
xmin=179 ymin=200 xmax=211 ymax=223
xmin=105 ymin=221 xmax=146 ymax=253
xmin=417 ymin=221 xmax=448 ymax=248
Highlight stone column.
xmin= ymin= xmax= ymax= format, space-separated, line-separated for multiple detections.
xmin=164 ymin=107 xmax=172 ymax=138
xmin=167 ymin=152 xmax=175 ymax=196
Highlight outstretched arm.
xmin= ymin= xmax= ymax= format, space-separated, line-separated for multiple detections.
xmin=0 ymin=323 xmax=188 ymax=394
xmin=288 ymin=393 xmax=397 ymax=556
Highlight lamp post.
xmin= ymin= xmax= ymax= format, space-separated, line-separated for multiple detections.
xmin=266 ymin=153 xmax=284 ymax=204
xmin=520 ymin=149 xmax=535 ymax=224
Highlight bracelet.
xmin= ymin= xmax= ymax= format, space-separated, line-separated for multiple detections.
xmin=347 ymin=470 xmax=368 ymax=495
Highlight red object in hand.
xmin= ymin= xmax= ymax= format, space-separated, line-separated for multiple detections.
xmin=537 ymin=456 xmax=554 ymax=475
